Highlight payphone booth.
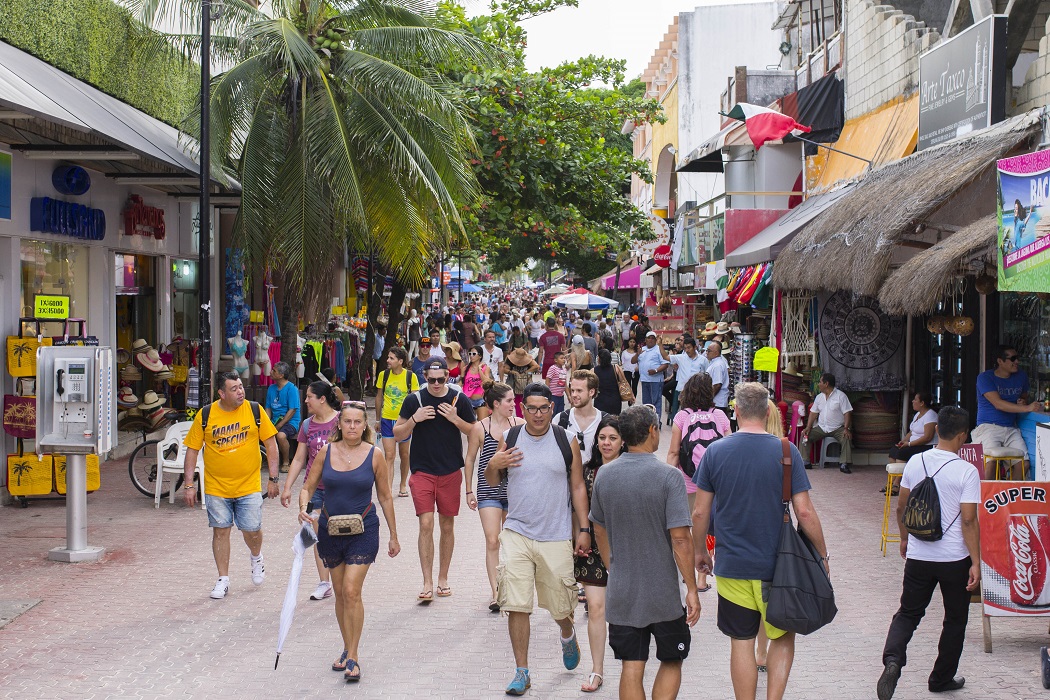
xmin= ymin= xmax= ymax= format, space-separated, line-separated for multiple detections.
xmin=35 ymin=346 xmax=114 ymax=562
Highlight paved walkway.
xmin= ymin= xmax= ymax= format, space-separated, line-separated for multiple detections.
xmin=1 ymin=426 xmax=1049 ymax=699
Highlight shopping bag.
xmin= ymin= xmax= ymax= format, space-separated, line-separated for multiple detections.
xmin=6 ymin=318 xmax=52 ymax=377
xmin=765 ymin=438 xmax=837 ymax=635
xmin=51 ymin=318 xmax=99 ymax=347
xmin=53 ymin=454 xmax=101 ymax=494
xmin=7 ymin=441 xmax=53 ymax=497
xmin=2 ymin=394 xmax=36 ymax=439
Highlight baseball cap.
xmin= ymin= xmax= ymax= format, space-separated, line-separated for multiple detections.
xmin=424 ymin=357 xmax=448 ymax=372
xmin=646 ymin=331 xmax=658 ymax=338
xmin=571 ymin=335 xmax=584 ymax=345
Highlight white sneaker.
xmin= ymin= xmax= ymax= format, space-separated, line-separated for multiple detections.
xmin=210 ymin=578 xmax=229 ymax=599
xmin=310 ymin=581 xmax=334 ymax=600
xmin=250 ymin=555 xmax=265 ymax=586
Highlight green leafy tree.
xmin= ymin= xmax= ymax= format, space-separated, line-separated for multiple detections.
xmin=132 ymin=0 xmax=501 ymax=395
xmin=439 ymin=1 xmax=659 ymax=282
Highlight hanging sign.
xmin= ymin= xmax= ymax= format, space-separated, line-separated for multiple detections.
xmin=34 ymin=295 xmax=70 ymax=320
xmin=654 ymin=244 xmax=673 ymax=268
xmin=997 ymin=149 xmax=1050 ymax=292
xmin=123 ymin=195 xmax=166 ymax=239
xmin=442 ymin=271 xmax=452 ymax=285
xmin=979 ymin=481 xmax=1050 ymax=616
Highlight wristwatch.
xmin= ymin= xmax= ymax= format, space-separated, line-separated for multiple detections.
xmin=268 ymin=476 xmax=280 ymax=484
xmin=579 ymin=527 xmax=592 ymax=534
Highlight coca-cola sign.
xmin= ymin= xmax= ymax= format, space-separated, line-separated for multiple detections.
xmin=1009 ymin=518 xmax=1040 ymax=604
xmin=654 ymin=244 xmax=672 ymax=268
xmin=980 ymin=482 xmax=1050 ymax=617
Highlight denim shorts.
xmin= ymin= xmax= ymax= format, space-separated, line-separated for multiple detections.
xmin=477 ymin=498 xmax=508 ymax=510
xmin=309 ymin=489 xmax=324 ymax=511
xmin=206 ymin=492 xmax=263 ymax=531
xmin=380 ymin=417 xmax=409 ymax=443
xmin=469 ymin=396 xmax=485 ymax=409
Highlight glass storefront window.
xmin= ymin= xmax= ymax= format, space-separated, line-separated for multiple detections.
xmin=20 ymin=240 xmax=89 ymax=334
xmin=115 ymin=253 xmax=156 ymax=351
xmin=172 ymin=259 xmax=199 ymax=339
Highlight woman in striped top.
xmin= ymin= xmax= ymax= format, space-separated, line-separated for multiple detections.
xmin=464 ymin=382 xmax=523 ymax=612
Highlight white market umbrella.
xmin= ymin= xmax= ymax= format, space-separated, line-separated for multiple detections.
xmin=552 ymin=292 xmax=619 ymax=310
xmin=275 ymin=521 xmax=319 ymax=669
xmin=540 ymin=284 xmax=570 ymax=296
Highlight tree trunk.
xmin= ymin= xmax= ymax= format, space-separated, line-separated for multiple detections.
xmin=279 ymin=267 xmax=300 ymax=367
xmin=385 ymin=278 xmax=409 ymax=358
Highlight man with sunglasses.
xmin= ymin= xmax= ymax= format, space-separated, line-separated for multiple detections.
xmin=486 ymin=383 xmax=591 ymax=696
xmin=973 ymin=345 xmax=1037 ymax=480
xmin=393 ymin=358 xmax=476 ymax=601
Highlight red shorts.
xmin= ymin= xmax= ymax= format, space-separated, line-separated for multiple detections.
xmin=409 ymin=470 xmax=462 ymax=517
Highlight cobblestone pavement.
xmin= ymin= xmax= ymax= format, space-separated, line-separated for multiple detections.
xmin=1 ymin=426 xmax=1049 ymax=699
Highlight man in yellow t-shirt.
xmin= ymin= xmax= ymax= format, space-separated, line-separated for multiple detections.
xmin=183 ymin=372 xmax=279 ymax=600
xmin=376 ymin=346 xmax=421 ymax=497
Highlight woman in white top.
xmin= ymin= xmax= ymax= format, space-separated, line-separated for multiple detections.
xmin=619 ymin=337 xmax=639 ymax=395
xmin=886 ymin=391 xmax=937 ymax=492
xmin=527 ymin=313 xmax=545 ymax=349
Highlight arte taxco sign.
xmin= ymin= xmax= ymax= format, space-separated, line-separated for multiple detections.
xmin=917 ymin=15 xmax=1006 ymax=151
xmin=123 ymin=195 xmax=166 ymax=239
xmin=654 ymin=244 xmax=673 ymax=268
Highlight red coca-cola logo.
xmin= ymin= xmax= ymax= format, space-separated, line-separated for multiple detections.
xmin=1010 ymin=520 xmax=1041 ymax=603
xmin=654 ymin=244 xmax=672 ymax=268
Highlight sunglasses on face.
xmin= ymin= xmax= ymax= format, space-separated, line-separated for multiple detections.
xmin=1005 ymin=355 xmax=1020 ymax=362
xmin=427 ymin=376 xmax=447 ymax=385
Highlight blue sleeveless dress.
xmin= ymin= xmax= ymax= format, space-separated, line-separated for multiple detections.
xmin=316 ymin=445 xmax=380 ymax=568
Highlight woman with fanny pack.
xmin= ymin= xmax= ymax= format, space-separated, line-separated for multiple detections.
xmin=298 ymin=402 xmax=400 ymax=683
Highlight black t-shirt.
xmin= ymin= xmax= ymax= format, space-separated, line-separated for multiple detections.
xmin=400 ymin=388 xmax=476 ymax=475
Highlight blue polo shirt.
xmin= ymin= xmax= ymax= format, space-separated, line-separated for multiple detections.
xmin=637 ymin=344 xmax=666 ymax=383
xmin=976 ymin=369 xmax=1029 ymax=427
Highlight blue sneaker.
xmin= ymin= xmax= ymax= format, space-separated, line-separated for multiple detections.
xmin=506 ymin=668 xmax=530 ymax=696
xmin=561 ymin=633 xmax=581 ymax=670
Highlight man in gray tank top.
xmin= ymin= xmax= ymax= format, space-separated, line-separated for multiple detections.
xmin=486 ymin=383 xmax=592 ymax=696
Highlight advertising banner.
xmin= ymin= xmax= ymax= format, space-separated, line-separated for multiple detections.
xmin=979 ymin=481 xmax=1050 ymax=616
xmin=997 ymin=149 xmax=1050 ymax=291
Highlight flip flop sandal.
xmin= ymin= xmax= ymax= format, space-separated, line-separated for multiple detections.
xmin=418 ymin=590 xmax=433 ymax=603
xmin=581 ymin=673 xmax=604 ymax=693
xmin=436 ymin=586 xmax=453 ymax=597
xmin=698 ymin=584 xmax=712 ymax=593
xmin=344 ymin=659 xmax=361 ymax=682
xmin=398 ymin=491 xmax=410 ymax=497
xmin=331 ymin=649 xmax=349 ymax=672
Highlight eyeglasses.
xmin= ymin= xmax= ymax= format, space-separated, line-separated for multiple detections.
xmin=427 ymin=376 xmax=447 ymax=385
xmin=1005 ymin=355 xmax=1020 ymax=362
xmin=523 ymin=404 xmax=553 ymax=415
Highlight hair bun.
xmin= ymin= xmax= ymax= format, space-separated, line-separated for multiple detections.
xmin=482 ymin=379 xmax=495 ymax=391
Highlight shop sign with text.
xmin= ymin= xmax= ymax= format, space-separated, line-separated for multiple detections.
xmin=123 ymin=195 xmax=166 ymax=239
xmin=980 ymin=481 xmax=1050 ymax=616
xmin=29 ymin=197 xmax=106 ymax=240
xmin=997 ymin=149 xmax=1050 ymax=292
xmin=34 ymin=294 xmax=69 ymax=320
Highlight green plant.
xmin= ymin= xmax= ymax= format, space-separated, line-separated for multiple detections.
xmin=0 ymin=0 xmax=199 ymax=127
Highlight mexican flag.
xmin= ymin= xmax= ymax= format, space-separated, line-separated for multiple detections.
xmin=725 ymin=103 xmax=811 ymax=150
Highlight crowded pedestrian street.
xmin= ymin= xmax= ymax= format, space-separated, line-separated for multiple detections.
xmin=0 ymin=424 xmax=1046 ymax=699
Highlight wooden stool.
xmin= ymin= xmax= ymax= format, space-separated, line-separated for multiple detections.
xmin=983 ymin=446 xmax=1026 ymax=480
xmin=881 ymin=463 xmax=905 ymax=556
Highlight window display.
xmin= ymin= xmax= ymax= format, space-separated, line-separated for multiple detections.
xmin=20 ymin=240 xmax=89 ymax=335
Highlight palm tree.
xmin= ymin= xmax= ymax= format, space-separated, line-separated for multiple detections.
xmin=131 ymin=0 xmax=500 ymax=391
xmin=10 ymin=341 xmax=31 ymax=368
xmin=11 ymin=459 xmax=33 ymax=487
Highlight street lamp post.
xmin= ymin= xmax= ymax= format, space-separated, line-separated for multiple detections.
xmin=198 ymin=0 xmax=214 ymax=404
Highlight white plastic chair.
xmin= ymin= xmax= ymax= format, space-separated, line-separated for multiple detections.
xmin=818 ymin=436 xmax=841 ymax=469
xmin=154 ymin=421 xmax=205 ymax=509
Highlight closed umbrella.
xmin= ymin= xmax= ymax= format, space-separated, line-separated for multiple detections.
xmin=552 ymin=292 xmax=619 ymax=310
xmin=275 ymin=521 xmax=319 ymax=669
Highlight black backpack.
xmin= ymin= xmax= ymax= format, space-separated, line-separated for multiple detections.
xmin=555 ymin=410 xmax=608 ymax=453
xmin=200 ymin=400 xmax=262 ymax=432
xmin=902 ymin=455 xmax=961 ymax=541
xmin=677 ymin=409 xmax=726 ymax=478
xmin=504 ymin=423 xmax=574 ymax=477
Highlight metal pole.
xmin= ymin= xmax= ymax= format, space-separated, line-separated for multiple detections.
xmin=48 ymin=452 xmax=103 ymax=562
xmin=198 ymin=0 xmax=213 ymax=404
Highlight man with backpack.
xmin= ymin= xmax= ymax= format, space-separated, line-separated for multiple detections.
xmin=182 ymin=372 xmax=280 ymax=600
xmin=485 ymin=383 xmax=591 ymax=696
xmin=557 ymin=370 xmax=606 ymax=464
xmin=877 ymin=406 xmax=981 ymax=700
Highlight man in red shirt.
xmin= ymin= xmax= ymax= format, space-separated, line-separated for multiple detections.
xmin=538 ymin=317 xmax=566 ymax=379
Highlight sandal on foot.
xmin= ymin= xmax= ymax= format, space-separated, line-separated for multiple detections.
xmin=581 ymin=672 xmax=604 ymax=692
xmin=698 ymin=584 xmax=712 ymax=593
xmin=398 ymin=490 xmax=409 ymax=497
xmin=344 ymin=659 xmax=361 ymax=682
xmin=436 ymin=585 xmax=452 ymax=597
xmin=331 ymin=649 xmax=349 ymax=672
xmin=418 ymin=590 xmax=433 ymax=602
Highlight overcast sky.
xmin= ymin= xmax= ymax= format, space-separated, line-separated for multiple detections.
xmin=518 ymin=0 xmax=734 ymax=78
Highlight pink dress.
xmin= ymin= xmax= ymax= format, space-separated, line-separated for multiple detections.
xmin=672 ymin=408 xmax=732 ymax=493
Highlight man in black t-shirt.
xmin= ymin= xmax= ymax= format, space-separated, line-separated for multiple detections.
xmin=393 ymin=357 xmax=476 ymax=602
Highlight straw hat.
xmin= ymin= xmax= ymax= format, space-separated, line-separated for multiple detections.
xmin=138 ymin=390 xmax=166 ymax=410
xmin=783 ymin=361 xmax=804 ymax=378
xmin=441 ymin=341 xmax=462 ymax=361
xmin=132 ymin=339 xmax=152 ymax=354
xmin=116 ymin=348 xmax=132 ymax=365
xmin=506 ymin=346 xmax=532 ymax=366
xmin=700 ymin=322 xmax=719 ymax=337
xmin=120 ymin=365 xmax=142 ymax=380
xmin=137 ymin=349 xmax=165 ymax=372
xmin=117 ymin=386 xmax=138 ymax=408
xmin=714 ymin=321 xmax=730 ymax=334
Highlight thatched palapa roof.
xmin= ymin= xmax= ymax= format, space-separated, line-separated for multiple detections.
xmin=772 ymin=111 xmax=1041 ymax=295
xmin=877 ymin=214 xmax=997 ymax=316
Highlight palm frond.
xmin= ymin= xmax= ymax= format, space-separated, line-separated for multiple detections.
xmin=351 ymin=26 xmax=506 ymax=70
xmin=245 ymin=18 xmax=323 ymax=79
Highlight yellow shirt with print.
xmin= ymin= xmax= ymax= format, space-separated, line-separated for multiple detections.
xmin=185 ymin=401 xmax=278 ymax=499
xmin=376 ymin=368 xmax=420 ymax=420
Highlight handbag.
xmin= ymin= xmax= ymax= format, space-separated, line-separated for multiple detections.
xmin=51 ymin=318 xmax=99 ymax=347
xmin=2 ymin=394 xmax=36 ymax=439
xmin=615 ymin=365 xmax=635 ymax=404
xmin=325 ymin=502 xmax=374 ymax=536
xmin=7 ymin=439 xmax=54 ymax=497
xmin=764 ymin=437 xmax=838 ymax=635
xmin=6 ymin=317 xmax=52 ymax=377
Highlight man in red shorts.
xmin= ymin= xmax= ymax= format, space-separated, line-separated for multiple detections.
xmin=393 ymin=357 xmax=476 ymax=601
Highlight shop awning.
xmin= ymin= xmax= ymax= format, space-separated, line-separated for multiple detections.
xmin=806 ymin=93 xmax=919 ymax=194
xmin=0 ymin=39 xmax=201 ymax=174
xmin=676 ymin=122 xmax=750 ymax=173
xmin=877 ymin=215 xmax=997 ymax=316
xmin=602 ymin=265 xmax=642 ymax=290
xmin=773 ymin=110 xmax=1041 ymax=296
xmin=724 ymin=183 xmax=855 ymax=268
xmin=644 ymin=263 xmax=665 ymax=275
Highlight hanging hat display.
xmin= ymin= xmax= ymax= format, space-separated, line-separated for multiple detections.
xmin=138 ymin=391 xmax=166 ymax=410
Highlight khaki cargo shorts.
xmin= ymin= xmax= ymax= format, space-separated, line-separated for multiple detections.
xmin=497 ymin=528 xmax=578 ymax=619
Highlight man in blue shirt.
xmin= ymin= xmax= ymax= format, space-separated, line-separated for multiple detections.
xmin=972 ymin=346 xmax=1038 ymax=479
xmin=265 ymin=361 xmax=301 ymax=471
xmin=637 ymin=331 xmax=670 ymax=423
